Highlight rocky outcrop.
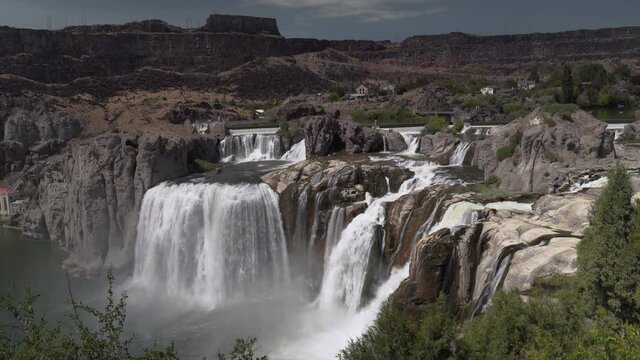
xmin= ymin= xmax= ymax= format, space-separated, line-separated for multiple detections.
xmin=419 ymin=131 xmax=460 ymax=164
xmin=202 ymin=14 xmax=281 ymax=36
xmin=4 ymin=108 xmax=82 ymax=146
xmin=0 ymin=107 xmax=83 ymax=177
xmin=276 ymin=99 xmax=325 ymax=121
xmin=16 ymin=133 xmax=220 ymax=275
xmin=394 ymin=191 xmax=592 ymax=316
xmin=380 ymin=130 xmax=408 ymax=152
xmin=304 ymin=116 xmax=383 ymax=157
xmin=262 ymin=158 xmax=412 ymax=294
xmin=472 ymin=109 xmax=615 ymax=193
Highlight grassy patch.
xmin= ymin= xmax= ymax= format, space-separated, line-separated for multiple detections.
xmin=194 ymin=159 xmax=223 ymax=172
xmin=351 ymin=107 xmax=422 ymax=126
xmin=420 ymin=116 xmax=448 ymax=136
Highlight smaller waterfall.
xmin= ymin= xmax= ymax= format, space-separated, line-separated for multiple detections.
xmin=324 ymin=207 xmax=346 ymax=269
xmin=281 ymin=140 xmax=307 ymax=162
xmin=429 ymin=201 xmax=485 ymax=235
xmin=569 ymin=176 xmax=608 ymax=193
xmin=220 ymin=134 xmax=282 ymax=162
xmin=449 ymin=142 xmax=471 ymax=166
xmin=400 ymin=132 xmax=421 ymax=154
xmin=470 ymin=252 xmax=515 ymax=318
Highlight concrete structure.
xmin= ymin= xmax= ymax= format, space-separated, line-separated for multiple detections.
xmin=10 ymin=199 xmax=27 ymax=216
xmin=481 ymin=87 xmax=496 ymax=95
xmin=351 ymin=85 xmax=370 ymax=99
xmin=0 ymin=188 xmax=10 ymax=218
xmin=254 ymin=109 xmax=267 ymax=120
xmin=518 ymin=80 xmax=536 ymax=90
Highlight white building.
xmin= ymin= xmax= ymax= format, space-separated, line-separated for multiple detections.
xmin=480 ymin=87 xmax=496 ymax=95
xmin=518 ymin=80 xmax=536 ymax=90
xmin=382 ymin=84 xmax=396 ymax=94
xmin=0 ymin=188 xmax=10 ymax=218
xmin=10 ymin=199 xmax=27 ymax=216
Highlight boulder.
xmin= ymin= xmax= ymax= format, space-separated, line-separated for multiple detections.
xmin=0 ymin=140 xmax=27 ymax=177
xmin=419 ymin=131 xmax=459 ymax=164
xmin=380 ymin=130 xmax=408 ymax=152
xmin=303 ymin=116 xmax=384 ymax=157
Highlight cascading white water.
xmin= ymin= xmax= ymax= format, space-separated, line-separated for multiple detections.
xmin=318 ymin=159 xmax=443 ymax=311
xmin=220 ymin=134 xmax=282 ymax=162
xmin=429 ymin=201 xmax=485 ymax=235
xmin=281 ymin=140 xmax=307 ymax=162
xmin=569 ymin=176 xmax=608 ymax=193
xmin=399 ymin=132 xmax=421 ymax=154
xmin=449 ymin=141 xmax=471 ymax=166
xmin=133 ymin=181 xmax=290 ymax=308
xmin=324 ymin=207 xmax=346 ymax=270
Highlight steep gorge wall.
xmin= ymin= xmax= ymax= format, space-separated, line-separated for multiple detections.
xmin=372 ymin=27 xmax=640 ymax=65
xmin=0 ymin=26 xmax=380 ymax=83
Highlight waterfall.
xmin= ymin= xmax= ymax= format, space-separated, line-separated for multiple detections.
xmin=569 ymin=176 xmax=608 ymax=193
xmin=449 ymin=142 xmax=470 ymax=166
xmin=317 ymin=160 xmax=441 ymax=311
xmin=220 ymin=134 xmax=282 ymax=162
xmin=400 ymin=132 xmax=421 ymax=154
xmin=133 ymin=182 xmax=290 ymax=308
xmin=382 ymin=135 xmax=388 ymax=152
xmin=324 ymin=207 xmax=346 ymax=269
xmin=281 ymin=140 xmax=307 ymax=162
xmin=470 ymin=252 xmax=515 ymax=318
xmin=429 ymin=201 xmax=485 ymax=236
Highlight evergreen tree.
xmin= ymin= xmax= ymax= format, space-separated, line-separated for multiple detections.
xmin=528 ymin=67 xmax=540 ymax=83
xmin=577 ymin=165 xmax=640 ymax=322
xmin=561 ymin=64 xmax=575 ymax=103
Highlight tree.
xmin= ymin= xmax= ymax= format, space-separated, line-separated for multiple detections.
xmin=577 ymin=165 xmax=640 ymax=322
xmin=409 ymin=294 xmax=456 ymax=360
xmin=561 ymin=64 xmax=575 ymax=103
xmin=528 ymin=66 xmax=541 ymax=83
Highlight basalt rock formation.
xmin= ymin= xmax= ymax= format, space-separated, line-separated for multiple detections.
xmin=304 ymin=116 xmax=384 ymax=157
xmin=472 ymin=109 xmax=616 ymax=193
xmin=262 ymin=157 xmax=412 ymax=294
xmin=16 ymin=133 xmax=220 ymax=275
xmin=395 ymin=192 xmax=592 ymax=316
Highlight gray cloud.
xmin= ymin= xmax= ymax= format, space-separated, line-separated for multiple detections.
xmin=250 ymin=0 xmax=446 ymax=22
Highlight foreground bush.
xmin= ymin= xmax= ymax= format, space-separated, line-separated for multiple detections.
xmin=0 ymin=274 xmax=265 ymax=359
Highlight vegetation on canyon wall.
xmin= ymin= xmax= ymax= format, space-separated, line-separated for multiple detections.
xmin=340 ymin=165 xmax=640 ymax=360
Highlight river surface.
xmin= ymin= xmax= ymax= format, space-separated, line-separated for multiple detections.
xmin=0 ymin=149 xmax=482 ymax=359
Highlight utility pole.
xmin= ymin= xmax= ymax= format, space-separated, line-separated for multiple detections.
xmin=46 ymin=15 xmax=52 ymax=30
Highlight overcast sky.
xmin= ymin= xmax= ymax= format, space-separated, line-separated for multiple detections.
xmin=1 ymin=0 xmax=639 ymax=40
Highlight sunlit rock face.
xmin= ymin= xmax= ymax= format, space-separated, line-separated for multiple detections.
xmin=471 ymin=109 xmax=615 ymax=193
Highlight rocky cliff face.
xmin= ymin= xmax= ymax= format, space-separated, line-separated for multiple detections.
xmin=1 ymin=107 xmax=83 ymax=177
xmin=395 ymin=192 xmax=592 ymax=316
xmin=203 ymin=14 xmax=280 ymax=36
xmin=472 ymin=109 xmax=615 ymax=193
xmin=304 ymin=116 xmax=384 ymax=157
xmin=18 ymin=133 xmax=220 ymax=275
xmin=262 ymin=157 xmax=413 ymax=295
xmin=395 ymin=27 xmax=640 ymax=65
xmin=0 ymin=26 xmax=378 ymax=84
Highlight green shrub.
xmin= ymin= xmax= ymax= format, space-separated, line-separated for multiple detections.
xmin=421 ymin=116 xmax=448 ymax=136
xmin=194 ymin=159 xmax=222 ymax=172
xmin=351 ymin=107 xmax=420 ymax=126
xmin=450 ymin=120 xmax=465 ymax=134
xmin=495 ymin=131 xmax=522 ymax=162
xmin=276 ymin=122 xmax=290 ymax=138
xmin=339 ymin=301 xmax=417 ymax=360
xmin=543 ymin=115 xmax=557 ymax=127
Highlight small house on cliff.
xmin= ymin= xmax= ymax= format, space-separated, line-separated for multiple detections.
xmin=351 ymin=85 xmax=370 ymax=99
